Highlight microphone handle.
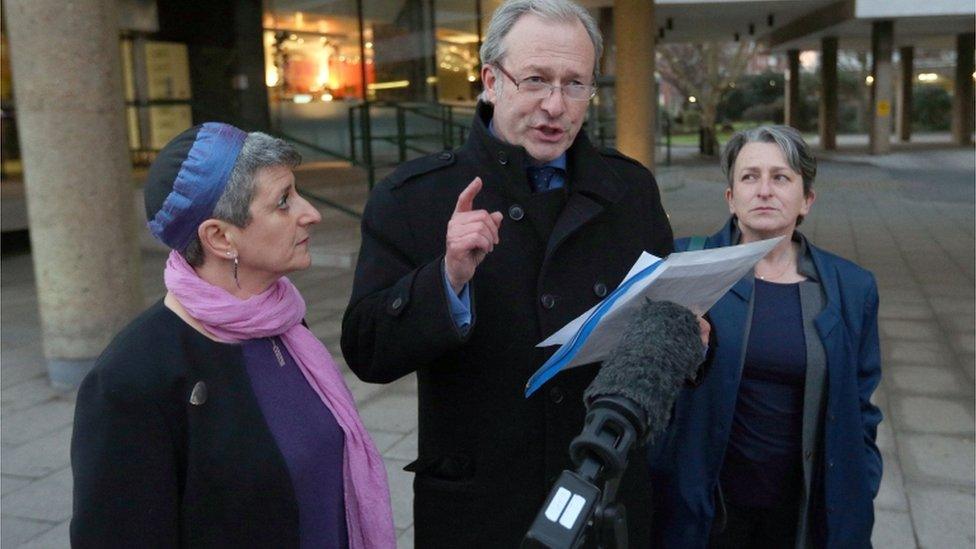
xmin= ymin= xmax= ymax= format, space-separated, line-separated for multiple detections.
xmin=570 ymin=396 xmax=644 ymax=483
xmin=523 ymin=397 xmax=644 ymax=548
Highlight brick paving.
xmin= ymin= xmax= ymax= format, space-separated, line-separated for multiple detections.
xmin=2 ymin=143 xmax=973 ymax=548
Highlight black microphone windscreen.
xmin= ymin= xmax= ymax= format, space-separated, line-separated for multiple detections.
xmin=583 ymin=299 xmax=703 ymax=444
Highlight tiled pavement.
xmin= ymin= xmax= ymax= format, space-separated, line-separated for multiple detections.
xmin=2 ymin=144 xmax=974 ymax=548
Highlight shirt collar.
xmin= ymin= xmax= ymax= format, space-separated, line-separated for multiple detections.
xmin=795 ymin=232 xmax=819 ymax=282
xmin=488 ymin=118 xmax=567 ymax=171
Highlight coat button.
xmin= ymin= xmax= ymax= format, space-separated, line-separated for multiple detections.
xmin=508 ymin=204 xmax=524 ymax=221
xmin=540 ymin=294 xmax=556 ymax=309
xmin=189 ymin=381 xmax=208 ymax=406
xmin=497 ymin=150 xmax=508 ymax=165
xmin=438 ymin=150 xmax=453 ymax=161
xmin=549 ymin=386 xmax=564 ymax=404
xmin=593 ymin=282 xmax=608 ymax=298
xmin=828 ymin=460 xmax=834 ymax=468
xmin=388 ymin=295 xmax=406 ymax=316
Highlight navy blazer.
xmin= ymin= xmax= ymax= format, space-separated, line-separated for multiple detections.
xmin=648 ymin=219 xmax=883 ymax=548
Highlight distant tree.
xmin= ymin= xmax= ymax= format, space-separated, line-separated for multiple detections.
xmin=741 ymin=98 xmax=783 ymax=124
xmin=718 ymin=71 xmax=784 ymax=124
xmin=718 ymin=69 xmax=820 ymax=132
xmin=913 ymin=85 xmax=951 ymax=131
xmin=798 ymin=71 xmax=821 ymax=132
xmin=657 ymin=41 xmax=756 ymax=155
xmin=717 ymin=85 xmax=750 ymax=123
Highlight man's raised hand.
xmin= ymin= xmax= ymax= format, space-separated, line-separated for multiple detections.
xmin=445 ymin=177 xmax=504 ymax=294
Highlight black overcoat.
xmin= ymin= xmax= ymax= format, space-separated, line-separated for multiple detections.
xmin=70 ymin=302 xmax=303 ymax=548
xmin=341 ymin=102 xmax=674 ymax=548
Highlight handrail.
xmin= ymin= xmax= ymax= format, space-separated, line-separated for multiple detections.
xmin=190 ymin=104 xmax=355 ymax=164
xmin=398 ymin=103 xmax=471 ymax=131
xmin=357 ymin=100 xmax=471 ymax=130
xmin=347 ymin=101 xmax=477 ymax=186
xmin=280 ymin=130 xmax=355 ymax=163
xmin=195 ymin=100 xmax=478 ymax=191
xmin=349 ymin=102 xmax=473 ymax=133
xmin=171 ymin=104 xmax=367 ymax=218
xmin=586 ymin=101 xmax=673 ymax=166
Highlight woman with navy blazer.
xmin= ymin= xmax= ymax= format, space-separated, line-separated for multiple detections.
xmin=648 ymin=126 xmax=882 ymax=548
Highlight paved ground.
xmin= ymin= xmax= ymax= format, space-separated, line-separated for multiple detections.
xmin=2 ymin=143 xmax=974 ymax=548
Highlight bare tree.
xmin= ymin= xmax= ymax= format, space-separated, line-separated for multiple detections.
xmin=657 ymin=41 xmax=756 ymax=155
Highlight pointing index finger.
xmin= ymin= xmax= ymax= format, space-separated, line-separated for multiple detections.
xmin=454 ymin=177 xmax=482 ymax=213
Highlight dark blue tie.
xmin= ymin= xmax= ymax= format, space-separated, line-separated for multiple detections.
xmin=527 ymin=166 xmax=560 ymax=193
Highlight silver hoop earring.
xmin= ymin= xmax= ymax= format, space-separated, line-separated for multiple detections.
xmin=233 ymin=256 xmax=241 ymax=289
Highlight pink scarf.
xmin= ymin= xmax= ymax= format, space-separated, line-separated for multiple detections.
xmin=164 ymin=251 xmax=395 ymax=549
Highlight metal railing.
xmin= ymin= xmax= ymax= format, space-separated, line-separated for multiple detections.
xmin=348 ymin=101 xmax=474 ymax=188
xmin=193 ymin=101 xmax=478 ymax=214
xmin=587 ymin=100 xmax=673 ymax=166
xmin=297 ymin=188 xmax=364 ymax=220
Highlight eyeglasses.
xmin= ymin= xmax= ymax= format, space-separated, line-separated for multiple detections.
xmin=492 ymin=64 xmax=597 ymax=102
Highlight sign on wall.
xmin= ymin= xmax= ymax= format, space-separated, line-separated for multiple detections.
xmin=148 ymin=105 xmax=193 ymax=150
xmin=145 ymin=42 xmax=192 ymax=101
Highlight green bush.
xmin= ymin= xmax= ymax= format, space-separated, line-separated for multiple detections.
xmin=681 ymin=109 xmax=701 ymax=132
xmin=718 ymin=71 xmax=784 ymax=122
xmin=838 ymin=102 xmax=865 ymax=133
xmin=717 ymin=70 xmax=824 ymax=130
xmin=913 ymin=85 xmax=951 ymax=131
xmin=742 ymin=98 xmax=783 ymax=124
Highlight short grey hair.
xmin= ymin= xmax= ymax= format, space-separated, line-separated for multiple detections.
xmin=721 ymin=125 xmax=817 ymax=196
xmin=480 ymin=0 xmax=603 ymax=79
xmin=181 ymin=132 xmax=301 ymax=266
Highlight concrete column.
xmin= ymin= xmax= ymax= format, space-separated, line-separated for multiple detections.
xmin=6 ymin=0 xmax=142 ymax=388
xmin=869 ymin=20 xmax=894 ymax=155
xmin=785 ymin=49 xmax=801 ymax=128
xmin=819 ymin=37 xmax=838 ymax=150
xmin=614 ymin=0 xmax=655 ymax=168
xmin=952 ymin=32 xmax=975 ymax=146
xmin=897 ymin=46 xmax=914 ymax=142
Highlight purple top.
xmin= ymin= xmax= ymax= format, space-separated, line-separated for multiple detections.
xmin=242 ymin=336 xmax=349 ymax=549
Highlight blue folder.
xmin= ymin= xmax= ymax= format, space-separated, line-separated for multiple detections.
xmin=524 ymin=257 xmax=664 ymax=397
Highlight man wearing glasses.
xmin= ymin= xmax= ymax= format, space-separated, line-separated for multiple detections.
xmin=342 ymin=0 xmax=673 ymax=545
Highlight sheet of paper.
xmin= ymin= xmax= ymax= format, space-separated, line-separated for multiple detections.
xmin=525 ymin=237 xmax=782 ymax=396
xmin=538 ymin=251 xmax=661 ymax=347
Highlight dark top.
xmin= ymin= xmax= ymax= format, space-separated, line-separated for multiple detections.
xmin=721 ymin=279 xmax=807 ymax=508
xmin=242 ymin=337 xmax=348 ymax=549
xmin=72 ymin=301 xmax=323 ymax=548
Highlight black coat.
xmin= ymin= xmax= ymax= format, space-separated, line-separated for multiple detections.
xmin=341 ymin=102 xmax=674 ymax=548
xmin=70 ymin=302 xmax=302 ymax=548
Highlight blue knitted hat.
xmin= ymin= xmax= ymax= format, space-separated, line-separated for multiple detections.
xmin=144 ymin=122 xmax=247 ymax=251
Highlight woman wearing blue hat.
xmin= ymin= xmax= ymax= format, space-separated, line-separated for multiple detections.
xmin=70 ymin=123 xmax=395 ymax=548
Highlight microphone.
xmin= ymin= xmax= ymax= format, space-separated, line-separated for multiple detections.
xmin=522 ymin=300 xmax=704 ymax=549
xmin=584 ymin=299 xmax=705 ymax=446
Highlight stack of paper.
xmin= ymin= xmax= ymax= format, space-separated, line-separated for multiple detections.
xmin=524 ymin=237 xmax=782 ymax=397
